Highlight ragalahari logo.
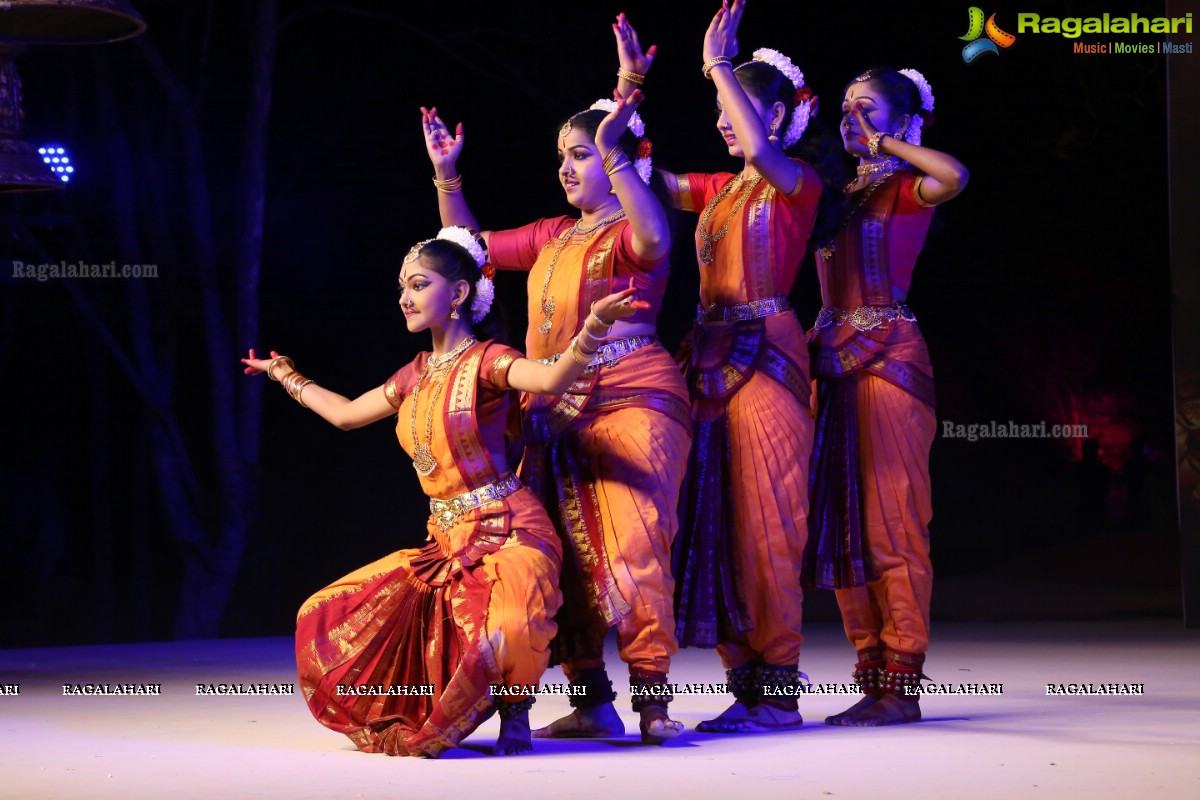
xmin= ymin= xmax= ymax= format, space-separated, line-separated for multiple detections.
xmin=960 ymin=7 xmax=1017 ymax=62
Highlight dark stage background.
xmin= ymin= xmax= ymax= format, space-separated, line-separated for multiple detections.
xmin=0 ymin=1 xmax=1184 ymax=646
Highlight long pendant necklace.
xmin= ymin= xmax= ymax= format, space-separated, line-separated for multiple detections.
xmin=537 ymin=208 xmax=626 ymax=335
xmin=817 ymin=166 xmax=905 ymax=260
xmin=409 ymin=335 xmax=475 ymax=476
xmin=697 ymin=172 xmax=763 ymax=264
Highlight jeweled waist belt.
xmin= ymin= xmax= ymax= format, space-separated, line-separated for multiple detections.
xmin=429 ymin=472 xmax=521 ymax=531
xmin=697 ymin=296 xmax=791 ymax=324
xmin=814 ymin=302 xmax=916 ymax=333
xmin=541 ymin=334 xmax=657 ymax=373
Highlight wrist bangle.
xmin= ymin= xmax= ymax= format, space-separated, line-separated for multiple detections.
xmin=601 ymin=147 xmax=625 ymax=174
xmin=280 ymin=370 xmax=314 ymax=407
xmin=584 ymin=318 xmax=611 ymax=340
xmin=267 ymin=356 xmax=294 ymax=382
xmin=617 ymin=68 xmax=646 ymax=85
xmin=578 ymin=327 xmax=604 ymax=351
xmin=702 ymin=57 xmax=731 ymax=79
xmin=867 ymin=132 xmax=886 ymax=160
xmin=433 ymin=174 xmax=463 ymax=193
xmin=607 ymin=161 xmax=632 ymax=178
xmin=567 ymin=337 xmax=592 ymax=366
xmin=589 ymin=303 xmax=616 ymax=327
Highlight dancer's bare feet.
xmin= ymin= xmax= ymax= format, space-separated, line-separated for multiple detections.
xmin=696 ymin=700 xmax=754 ymax=732
xmin=639 ymin=705 xmax=685 ymax=745
xmin=531 ymin=703 xmax=626 ymax=739
xmin=825 ymin=695 xmax=916 ymax=729
xmin=739 ymin=703 xmax=803 ymax=731
xmin=493 ymin=709 xmax=534 ymax=755
xmin=825 ymin=695 xmax=882 ymax=725
xmin=842 ymin=695 xmax=921 ymax=726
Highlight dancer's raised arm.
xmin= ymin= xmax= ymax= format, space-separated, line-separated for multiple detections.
xmin=702 ymin=0 xmax=802 ymax=194
xmin=421 ymin=106 xmax=488 ymax=244
xmin=592 ymin=91 xmax=670 ymax=260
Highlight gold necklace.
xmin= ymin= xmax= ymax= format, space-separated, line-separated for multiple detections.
xmin=818 ymin=169 xmax=904 ymax=260
xmin=697 ymin=173 xmax=763 ymax=264
xmin=409 ymin=335 xmax=475 ymax=476
xmin=537 ymin=208 xmax=626 ymax=335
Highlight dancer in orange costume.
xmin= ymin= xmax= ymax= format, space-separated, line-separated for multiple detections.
xmin=613 ymin=1 xmax=822 ymax=732
xmin=807 ymin=67 xmax=968 ymax=726
xmin=421 ymin=92 xmax=691 ymax=744
xmin=242 ymin=227 xmax=644 ymax=756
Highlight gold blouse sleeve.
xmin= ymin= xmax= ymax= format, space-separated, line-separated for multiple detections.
xmin=675 ymin=174 xmax=695 ymax=212
xmin=490 ymin=353 xmax=517 ymax=390
xmin=383 ymin=377 xmax=402 ymax=409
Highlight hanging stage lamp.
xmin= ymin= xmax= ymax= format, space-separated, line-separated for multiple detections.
xmin=0 ymin=0 xmax=145 ymax=44
xmin=0 ymin=1 xmax=145 ymax=191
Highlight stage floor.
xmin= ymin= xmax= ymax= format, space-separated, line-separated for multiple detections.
xmin=3 ymin=621 xmax=1198 ymax=800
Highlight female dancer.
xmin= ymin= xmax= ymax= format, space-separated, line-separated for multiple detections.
xmin=420 ymin=92 xmax=691 ymax=744
xmin=613 ymin=1 xmax=821 ymax=732
xmin=242 ymin=227 xmax=644 ymax=756
xmin=807 ymin=68 xmax=968 ymax=726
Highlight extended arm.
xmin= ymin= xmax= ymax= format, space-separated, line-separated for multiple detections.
xmin=241 ymin=349 xmax=396 ymax=430
xmin=505 ymin=281 xmax=647 ymax=394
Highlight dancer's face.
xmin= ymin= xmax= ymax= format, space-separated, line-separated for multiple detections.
xmin=398 ymin=255 xmax=465 ymax=333
xmin=715 ymin=90 xmax=782 ymax=159
xmin=557 ymin=127 xmax=611 ymax=210
xmin=840 ymin=80 xmax=908 ymax=157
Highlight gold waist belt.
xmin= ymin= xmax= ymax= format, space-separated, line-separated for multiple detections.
xmin=428 ymin=473 xmax=521 ymax=532
xmin=697 ymin=295 xmax=791 ymax=324
xmin=542 ymin=334 xmax=657 ymax=373
xmin=814 ymin=302 xmax=916 ymax=333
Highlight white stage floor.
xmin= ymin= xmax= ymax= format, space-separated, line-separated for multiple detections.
xmin=2 ymin=621 xmax=1198 ymax=800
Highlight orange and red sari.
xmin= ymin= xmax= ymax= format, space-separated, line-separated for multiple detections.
xmin=295 ymin=342 xmax=562 ymax=757
xmin=807 ymin=167 xmax=937 ymax=659
xmin=489 ymin=219 xmax=690 ymax=677
xmin=671 ymin=164 xmax=821 ymax=670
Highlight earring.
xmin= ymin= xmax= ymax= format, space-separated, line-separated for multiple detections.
xmin=768 ymin=124 xmax=779 ymax=143
xmin=450 ymin=302 xmax=459 ymax=320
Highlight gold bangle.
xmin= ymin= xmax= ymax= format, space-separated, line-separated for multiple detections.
xmin=432 ymin=174 xmax=463 ymax=193
xmin=589 ymin=303 xmax=616 ymax=327
xmin=267 ymin=356 xmax=294 ymax=381
xmin=617 ymin=68 xmax=646 ymax=85
xmin=578 ymin=327 xmax=604 ymax=352
xmin=607 ymin=160 xmax=632 ymax=178
xmin=601 ymin=148 xmax=625 ymax=174
xmin=282 ymin=371 xmax=314 ymax=406
xmin=581 ymin=322 xmax=607 ymax=345
xmin=567 ymin=338 xmax=591 ymax=366
xmin=867 ymin=132 xmax=887 ymax=160
xmin=702 ymin=57 xmax=731 ymax=79
xmin=294 ymin=379 xmax=314 ymax=408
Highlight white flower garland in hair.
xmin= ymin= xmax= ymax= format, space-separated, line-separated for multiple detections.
xmin=435 ymin=226 xmax=493 ymax=324
xmin=750 ymin=48 xmax=814 ymax=148
xmin=751 ymin=48 xmax=804 ymax=91
xmin=470 ymin=275 xmax=494 ymax=324
xmin=897 ymin=69 xmax=934 ymax=146
xmin=587 ymin=98 xmax=653 ymax=185
xmin=588 ymin=98 xmax=645 ymax=137
xmin=898 ymin=68 xmax=935 ymax=112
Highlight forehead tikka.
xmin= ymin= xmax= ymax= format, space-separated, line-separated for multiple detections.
xmin=403 ymin=239 xmax=433 ymax=264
